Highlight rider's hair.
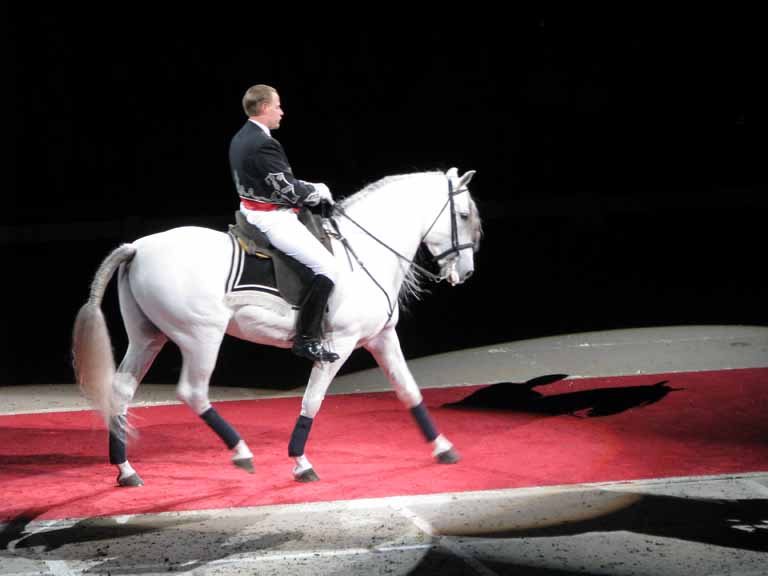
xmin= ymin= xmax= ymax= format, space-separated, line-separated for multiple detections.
xmin=242 ymin=85 xmax=277 ymax=117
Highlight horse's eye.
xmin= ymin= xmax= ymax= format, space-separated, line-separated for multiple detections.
xmin=459 ymin=213 xmax=470 ymax=221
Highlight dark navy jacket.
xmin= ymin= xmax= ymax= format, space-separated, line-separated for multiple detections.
xmin=229 ymin=121 xmax=317 ymax=206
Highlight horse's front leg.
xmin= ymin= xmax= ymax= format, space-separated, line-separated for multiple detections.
xmin=365 ymin=326 xmax=460 ymax=464
xmin=288 ymin=342 xmax=352 ymax=482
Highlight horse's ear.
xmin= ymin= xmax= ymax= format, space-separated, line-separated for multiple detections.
xmin=446 ymin=167 xmax=459 ymax=181
xmin=458 ymin=170 xmax=476 ymax=189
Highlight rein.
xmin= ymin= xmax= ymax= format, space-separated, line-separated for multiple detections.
xmin=324 ymin=213 xmax=398 ymax=321
xmin=331 ymin=206 xmax=443 ymax=283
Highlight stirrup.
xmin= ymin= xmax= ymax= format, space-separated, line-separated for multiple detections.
xmin=292 ymin=338 xmax=340 ymax=363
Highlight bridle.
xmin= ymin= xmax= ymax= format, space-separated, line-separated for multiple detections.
xmin=420 ymin=178 xmax=476 ymax=265
xmin=331 ymin=176 xmax=474 ymax=284
xmin=327 ymin=175 xmax=475 ymax=321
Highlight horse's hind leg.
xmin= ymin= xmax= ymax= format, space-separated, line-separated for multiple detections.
xmin=111 ymin=267 xmax=168 ymax=486
xmin=175 ymin=329 xmax=255 ymax=473
xmin=110 ymin=336 xmax=166 ymax=486
xmin=364 ymin=326 xmax=460 ymax=464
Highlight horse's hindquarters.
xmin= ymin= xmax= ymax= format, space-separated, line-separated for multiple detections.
xmin=128 ymin=227 xmax=234 ymax=338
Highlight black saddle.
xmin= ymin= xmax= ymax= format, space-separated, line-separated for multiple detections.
xmin=227 ymin=209 xmax=333 ymax=307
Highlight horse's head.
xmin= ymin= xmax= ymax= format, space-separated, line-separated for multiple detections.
xmin=423 ymin=168 xmax=482 ymax=286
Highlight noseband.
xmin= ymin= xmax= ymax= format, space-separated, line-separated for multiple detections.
xmin=422 ymin=179 xmax=476 ymax=264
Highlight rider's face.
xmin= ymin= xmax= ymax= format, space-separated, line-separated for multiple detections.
xmin=261 ymin=92 xmax=284 ymax=130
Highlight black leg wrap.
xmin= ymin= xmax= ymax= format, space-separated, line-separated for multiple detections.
xmin=109 ymin=416 xmax=127 ymax=464
xmin=288 ymin=415 xmax=314 ymax=457
xmin=410 ymin=402 xmax=439 ymax=442
xmin=200 ymin=407 xmax=241 ymax=449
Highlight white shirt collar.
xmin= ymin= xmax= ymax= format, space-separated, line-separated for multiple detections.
xmin=248 ymin=118 xmax=271 ymax=137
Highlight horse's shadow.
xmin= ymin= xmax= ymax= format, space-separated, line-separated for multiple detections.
xmin=443 ymin=374 xmax=682 ymax=417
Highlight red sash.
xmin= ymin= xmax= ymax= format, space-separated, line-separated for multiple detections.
xmin=241 ymin=199 xmax=298 ymax=213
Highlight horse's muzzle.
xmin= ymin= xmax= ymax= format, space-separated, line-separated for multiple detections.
xmin=447 ymin=268 xmax=473 ymax=285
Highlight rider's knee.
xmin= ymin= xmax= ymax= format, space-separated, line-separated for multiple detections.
xmin=316 ymin=264 xmax=338 ymax=285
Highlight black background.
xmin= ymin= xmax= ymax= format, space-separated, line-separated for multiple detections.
xmin=5 ymin=10 xmax=757 ymax=388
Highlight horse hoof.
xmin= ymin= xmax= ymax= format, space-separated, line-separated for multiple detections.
xmin=117 ymin=472 xmax=144 ymax=487
xmin=294 ymin=468 xmax=320 ymax=483
xmin=436 ymin=448 xmax=461 ymax=464
xmin=233 ymin=457 xmax=255 ymax=474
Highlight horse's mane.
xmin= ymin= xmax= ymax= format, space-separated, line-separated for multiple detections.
xmin=398 ymin=254 xmax=431 ymax=311
xmin=338 ymin=171 xmax=444 ymax=210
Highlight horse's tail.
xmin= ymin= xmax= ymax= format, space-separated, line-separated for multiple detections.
xmin=72 ymin=243 xmax=137 ymax=429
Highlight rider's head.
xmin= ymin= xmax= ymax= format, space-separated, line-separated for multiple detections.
xmin=243 ymin=85 xmax=283 ymax=130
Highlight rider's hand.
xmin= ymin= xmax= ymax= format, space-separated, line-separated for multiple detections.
xmin=312 ymin=182 xmax=334 ymax=205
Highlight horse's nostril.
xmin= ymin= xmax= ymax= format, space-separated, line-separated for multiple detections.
xmin=463 ymin=270 xmax=473 ymax=281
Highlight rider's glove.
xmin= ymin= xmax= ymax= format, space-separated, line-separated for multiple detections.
xmin=307 ymin=182 xmax=334 ymax=205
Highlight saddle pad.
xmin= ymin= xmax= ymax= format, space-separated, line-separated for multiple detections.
xmin=225 ymin=234 xmax=281 ymax=298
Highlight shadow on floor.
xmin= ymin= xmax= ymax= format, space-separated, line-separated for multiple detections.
xmin=1 ymin=510 xmax=303 ymax=574
xmin=444 ymin=374 xmax=683 ymax=417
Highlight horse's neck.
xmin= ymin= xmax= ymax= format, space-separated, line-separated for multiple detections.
xmin=340 ymin=173 xmax=445 ymax=291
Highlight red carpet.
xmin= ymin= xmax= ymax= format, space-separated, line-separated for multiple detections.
xmin=1 ymin=368 xmax=767 ymax=522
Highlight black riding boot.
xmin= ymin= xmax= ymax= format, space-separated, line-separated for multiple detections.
xmin=292 ymin=275 xmax=340 ymax=363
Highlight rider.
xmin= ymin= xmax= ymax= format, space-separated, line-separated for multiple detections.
xmin=229 ymin=84 xmax=340 ymax=363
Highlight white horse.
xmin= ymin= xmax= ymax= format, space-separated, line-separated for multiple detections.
xmin=73 ymin=168 xmax=481 ymax=486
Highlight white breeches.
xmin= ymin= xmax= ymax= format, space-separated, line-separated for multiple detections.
xmin=240 ymin=205 xmax=338 ymax=283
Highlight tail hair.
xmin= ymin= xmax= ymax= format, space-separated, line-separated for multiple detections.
xmin=72 ymin=244 xmax=137 ymax=428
